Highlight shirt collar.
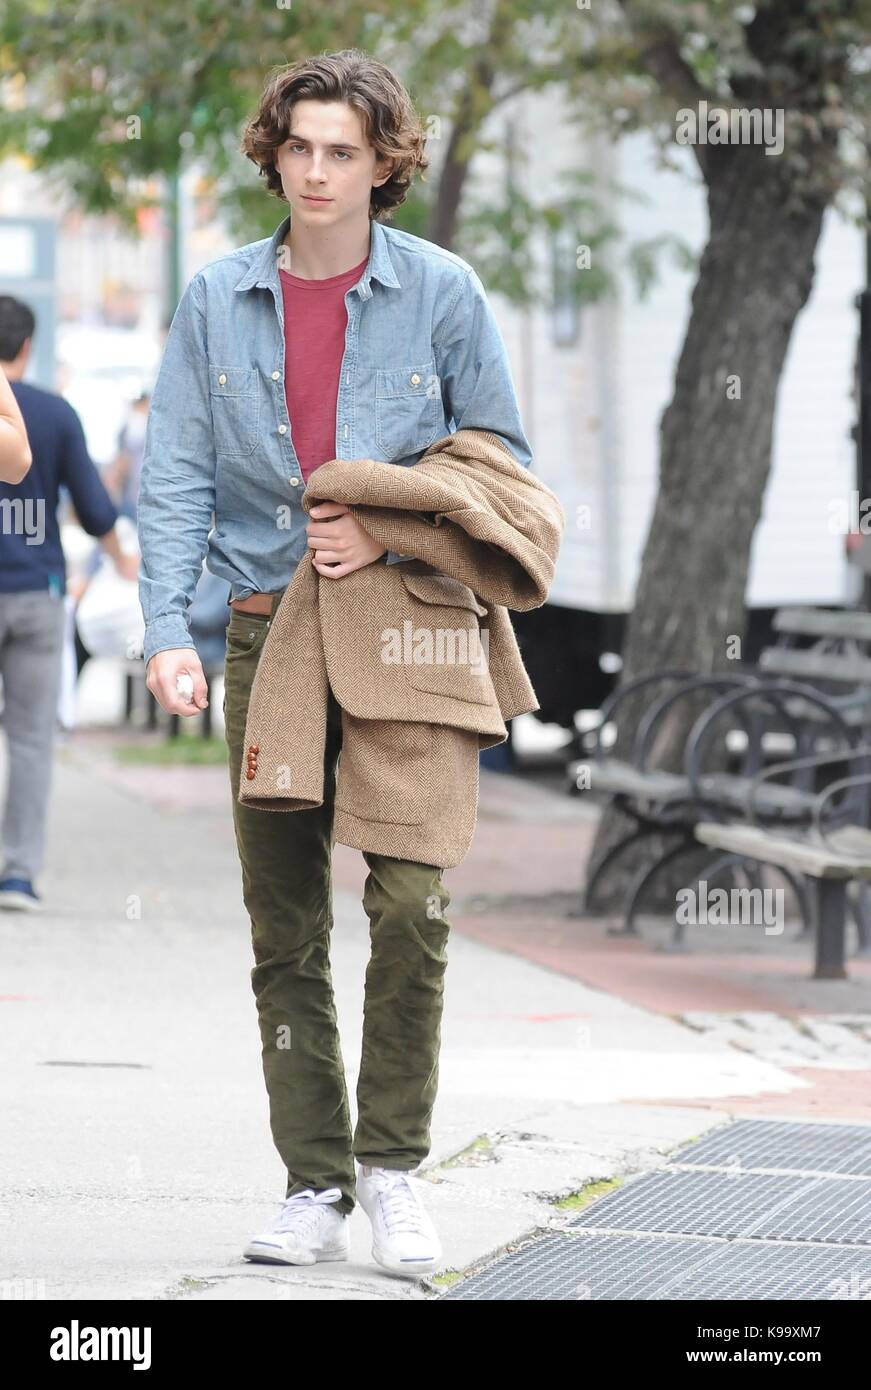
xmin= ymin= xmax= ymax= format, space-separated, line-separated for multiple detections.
xmin=233 ymin=212 xmax=401 ymax=299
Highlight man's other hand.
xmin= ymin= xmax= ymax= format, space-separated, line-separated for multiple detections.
xmin=145 ymin=648 xmax=209 ymax=715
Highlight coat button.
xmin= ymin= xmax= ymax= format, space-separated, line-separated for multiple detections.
xmin=218 ymin=373 xmax=227 ymax=385
xmin=246 ymin=767 xmax=256 ymax=780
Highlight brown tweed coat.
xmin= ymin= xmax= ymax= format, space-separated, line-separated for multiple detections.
xmin=237 ymin=428 xmax=565 ymax=866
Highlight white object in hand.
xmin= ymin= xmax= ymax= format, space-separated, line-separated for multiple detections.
xmin=176 ymin=673 xmax=195 ymax=703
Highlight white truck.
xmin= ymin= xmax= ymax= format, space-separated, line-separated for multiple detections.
xmin=495 ymin=122 xmax=866 ymax=734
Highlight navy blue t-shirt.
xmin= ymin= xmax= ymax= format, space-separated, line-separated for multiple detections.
xmin=0 ymin=379 xmax=118 ymax=593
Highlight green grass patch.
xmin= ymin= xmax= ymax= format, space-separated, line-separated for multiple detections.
xmin=554 ymin=1176 xmax=623 ymax=1210
xmin=113 ymin=734 xmax=229 ymax=766
xmin=439 ymin=1134 xmax=495 ymax=1169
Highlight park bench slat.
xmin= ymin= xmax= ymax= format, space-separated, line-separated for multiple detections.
xmin=695 ymin=773 xmax=815 ymax=815
xmin=773 ymin=607 xmax=871 ymax=642
xmin=695 ymin=821 xmax=871 ymax=880
xmin=825 ymin=825 xmax=871 ymax=858
xmin=778 ymin=695 xmax=871 ymax=726
xmin=759 ymin=648 xmax=871 ymax=683
xmin=572 ymin=760 xmax=689 ymax=801
xmin=576 ymin=766 xmax=818 ymax=814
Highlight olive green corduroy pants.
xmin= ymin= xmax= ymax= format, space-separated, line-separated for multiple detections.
xmin=222 ymin=595 xmax=452 ymax=1217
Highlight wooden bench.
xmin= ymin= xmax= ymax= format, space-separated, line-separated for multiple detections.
xmin=572 ymin=672 xmax=861 ymax=936
xmin=694 ymin=748 xmax=871 ymax=978
xmin=694 ymin=821 xmax=871 ymax=979
xmin=756 ymin=607 xmax=871 ymax=725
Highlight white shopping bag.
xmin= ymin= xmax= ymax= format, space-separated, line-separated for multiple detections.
xmin=76 ymin=558 xmax=145 ymax=660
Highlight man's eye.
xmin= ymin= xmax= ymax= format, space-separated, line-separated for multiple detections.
xmin=288 ymin=145 xmax=350 ymax=159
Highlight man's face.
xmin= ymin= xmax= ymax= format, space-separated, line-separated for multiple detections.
xmin=273 ymin=99 xmax=393 ymax=229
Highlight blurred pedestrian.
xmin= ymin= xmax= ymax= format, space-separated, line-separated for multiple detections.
xmin=0 ymin=295 xmax=140 ymax=911
xmin=104 ymin=390 xmax=151 ymax=522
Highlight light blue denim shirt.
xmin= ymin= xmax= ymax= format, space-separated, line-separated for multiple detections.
xmin=137 ymin=210 xmax=532 ymax=668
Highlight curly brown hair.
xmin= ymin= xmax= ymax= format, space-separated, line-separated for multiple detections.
xmin=239 ymin=48 xmax=429 ymax=222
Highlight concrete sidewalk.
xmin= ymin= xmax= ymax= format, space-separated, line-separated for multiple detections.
xmin=0 ymin=722 xmax=869 ymax=1301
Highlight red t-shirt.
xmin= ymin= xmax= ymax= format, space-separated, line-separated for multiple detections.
xmin=278 ymin=255 xmax=368 ymax=483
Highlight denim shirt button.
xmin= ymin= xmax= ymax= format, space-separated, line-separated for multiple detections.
xmin=271 ymin=371 xmax=280 ymax=380
xmin=278 ymin=424 xmax=287 ymax=435
xmin=290 ymin=478 xmax=300 ymax=487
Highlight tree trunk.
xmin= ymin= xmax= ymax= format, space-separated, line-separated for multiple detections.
xmin=426 ymin=1 xmax=517 ymax=249
xmin=586 ymin=142 xmax=829 ymax=911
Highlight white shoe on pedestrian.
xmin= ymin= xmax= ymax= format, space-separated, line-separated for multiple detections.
xmin=356 ymin=1163 xmax=442 ymax=1277
xmin=243 ymin=1187 xmax=349 ymax=1266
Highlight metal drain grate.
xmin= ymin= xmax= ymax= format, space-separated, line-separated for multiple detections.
xmin=438 ymin=1232 xmax=871 ymax=1300
xmin=566 ymin=1169 xmax=821 ymax=1239
xmin=437 ymin=1119 xmax=871 ymax=1299
xmin=670 ymin=1118 xmax=871 ymax=1176
xmin=567 ymin=1167 xmax=871 ymax=1245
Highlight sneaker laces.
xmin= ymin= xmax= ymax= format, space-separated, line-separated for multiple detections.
xmin=274 ymin=1187 xmax=343 ymax=1236
xmin=365 ymin=1169 xmax=428 ymax=1236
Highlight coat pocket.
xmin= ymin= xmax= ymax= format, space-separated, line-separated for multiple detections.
xmin=209 ymin=364 xmax=259 ymax=456
xmin=395 ymin=569 xmax=495 ymax=705
xmin=375 ymin=359 xmax=443 ymax=460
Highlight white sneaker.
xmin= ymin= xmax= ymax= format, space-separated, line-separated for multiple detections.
xmin=243 ymin=1187 xmax=349 ymax=1266
xmin=356 ymin=1163 xmax=442 ymax=1277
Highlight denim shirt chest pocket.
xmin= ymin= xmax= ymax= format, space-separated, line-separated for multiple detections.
xmin=209 ymin=363 xmax=260 ymax=456
xmin=375 ymin=358 xmax=442 ymax=461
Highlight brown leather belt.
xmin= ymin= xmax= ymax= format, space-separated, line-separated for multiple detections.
xmin=230 ymin=593 xmax=274 ymax=616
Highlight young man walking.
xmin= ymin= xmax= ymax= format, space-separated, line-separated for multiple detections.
xmin=138 ymin=49 xmax=533 ymax=1277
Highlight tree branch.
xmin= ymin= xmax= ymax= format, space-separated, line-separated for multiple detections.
xmin=615 ymin=1 xmax=711 ymax=107
xmin=615 ymin=0 xmax=717 ymax=177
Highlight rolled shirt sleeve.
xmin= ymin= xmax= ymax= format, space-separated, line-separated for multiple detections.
xmin=434 ymin=266 xmax=533 ymax=470
xmin=384 ymin=269 xmax=531 ymax=566
xmin=137 ymin=272 xmax=217 ymax=668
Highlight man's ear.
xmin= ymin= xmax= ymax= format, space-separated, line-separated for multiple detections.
xmin=373 ymin=157 xmax=394 ymax=189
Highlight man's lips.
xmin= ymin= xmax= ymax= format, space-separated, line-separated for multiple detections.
xmin=302 ymin=195 xmax=332 ymax=202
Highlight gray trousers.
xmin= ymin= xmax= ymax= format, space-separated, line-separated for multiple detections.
xmin=0 ymin=589 xmax=66 ymax=882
